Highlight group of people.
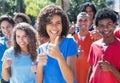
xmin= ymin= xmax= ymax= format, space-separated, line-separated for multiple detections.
xmin=0 ymin=2 xmax=120 ymax=83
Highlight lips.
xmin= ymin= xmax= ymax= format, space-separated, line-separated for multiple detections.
xmin=104 ymin=31 xmax=109 ymax=34
xmin=50 ymin=31 xmax=58 ymax=34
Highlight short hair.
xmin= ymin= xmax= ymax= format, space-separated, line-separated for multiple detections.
xmin=14 ymin=13 xmax=32 ymax=24
xmin=12 ymin=23 xmax=37 ymax=61
xmin=79 ymin=2 xmax=96 ymax=19
xmin=94 ymin=8 xmax=117 ymax=26
xmin=36 ymin=4 xmax=69 ymax=38
xmin=77 ymin=12 xmax=90 ymax=19
xmin=0 ymin=15 xmax=15 ymax=26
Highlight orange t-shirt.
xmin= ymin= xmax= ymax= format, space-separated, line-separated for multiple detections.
xmin=73 ymin=32 xmax=95 ymax=83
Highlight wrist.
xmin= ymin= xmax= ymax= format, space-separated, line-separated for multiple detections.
xmin=57 ymin=53 xmax=64 ymax=62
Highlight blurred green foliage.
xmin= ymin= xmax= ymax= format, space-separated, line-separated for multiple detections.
xmin=0 ymin=0 xmax=107 ymax=22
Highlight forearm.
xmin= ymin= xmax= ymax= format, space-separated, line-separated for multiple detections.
xmin=2 ymin=66 xmax=10 ymax=81
xmin=87 ymin=66 xmax=92 ymax=83
xmin=36 ymin=64 xmax=43 ymax=83
xmin=110 ymin=65 xmax=120 ymax=82
xmin=57 ymin=55 xmax=74 ymax=83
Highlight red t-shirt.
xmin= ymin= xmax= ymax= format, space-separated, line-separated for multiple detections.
xmin=88 ymin=39 xmax=120 ymax=83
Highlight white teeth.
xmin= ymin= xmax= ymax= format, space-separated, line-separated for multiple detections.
xmin=51 ymin=31 xmax=57 ymax=34
xmin=104 ymin=32 xmax=109 ymax=34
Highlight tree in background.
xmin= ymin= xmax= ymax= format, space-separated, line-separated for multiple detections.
xmin=0 ymin=0 xmax=26 ymax=16
xmin=0 ymin=0 xmax=16 ymax=15
xmin=24 ymin=0 xmax=58 ymax=17
xmin=0 ymin=0 xmax=107 ymax=23
xmin=67 ymin=0 xmax=106 ymax=23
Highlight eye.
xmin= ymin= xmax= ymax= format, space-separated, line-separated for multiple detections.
xmin=16 ymin=35 xmax=20 ymax=38
xmin=107 ymin=23 xmax=113 ymax=27
xmin=98 ymin=24 xmax=104 ymax=28
xmin=79 ymin=19 xmax=82 ymax=23
xmin=23 ymin=35 xmax=27 ymax=38
xmin=56 ymin=21 xmax=62 ymax=25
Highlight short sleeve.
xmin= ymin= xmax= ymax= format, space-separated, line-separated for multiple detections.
xmin=67 ymin=38 xmax=78 ymax=57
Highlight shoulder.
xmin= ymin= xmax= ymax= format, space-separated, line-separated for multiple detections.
xmin=63 ymin=37 xmax=76 ymax=44
xmin=2 ymin=47 xmax=14 ymax=61
xmin=91 ymin=39 xmax=102 ymax=47
xmin=73 ymin=33 xmax=79 ymax=38
xmin=0 ymin=37 xmax=6 ymax=44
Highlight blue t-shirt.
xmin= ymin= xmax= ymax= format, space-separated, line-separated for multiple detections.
xmin=38 ymin=38 xmax=78 ymax=83
xmin=0 ymin=37 xmax=8 ymax=78
xmin=2 ymin=48 xmax=36 ymax=83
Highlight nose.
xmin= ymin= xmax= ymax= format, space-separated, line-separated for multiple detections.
xmin=20 ymin=36 xmax=24 ymax=41
xmin=50 ymin=24 xmax=58 ymax=30
xmin=51 ymin=24 xmax=57 ymax=27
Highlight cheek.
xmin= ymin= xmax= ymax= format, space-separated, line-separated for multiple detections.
xmin=59 ymin=26 xmax=62 ymax=31
xmin=46 ymin=28 xmax=50 ymax=35
xmin=16 ymin=38 xmax=19 ymax=44
xmin=25 ymin=38 xmax=29 ymax=43
xmin=7 ymin=27 xmax=13 ymax=33
xmin=96 ymin=28 xmax=101 ymax=33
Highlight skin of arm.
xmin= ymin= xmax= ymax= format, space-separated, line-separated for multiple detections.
xmin=36 ymin=53 xmax=47 ymax=83
xmin=47 ymin=42 xmax=77 ymax=83
xmin=87 ymin=66 xmax=93 ymax=83
xmin=57 ymin=54 xmax=77 ymax=83
xmin=36 ymin=62 xmax=43 ymax=83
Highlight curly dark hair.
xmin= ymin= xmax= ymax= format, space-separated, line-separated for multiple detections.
xmin=12 ymin=23 xmax=37 ymax=62
xmin=14 ymin=13 xmax=32 ymax=24
xmin=36 ymin=4 xmax=69 ymax=38
xmin=79 ymin=2 xmax=96 ymax=19
xmin=94 ymin=8 xmax=117 ymax=26
xmin=0 ymin=15 xmax=15 ymax=26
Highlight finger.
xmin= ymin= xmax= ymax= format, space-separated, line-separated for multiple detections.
xmin=101 ymin=55 xmax=105 ymax=62
xmin=72 ymin=21 xmax=75 ymax=29
xmin=102 ymin=58 xmax=105 ymax=62
xmin=54 ymin=36 xmax=60 ymax=45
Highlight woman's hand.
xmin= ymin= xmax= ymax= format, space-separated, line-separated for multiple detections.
xmin=3 ymin=57 xmax=12 ymax=69
xmin=47 ymin=36 xmax=62 ymax=60
xmin=37 ymin=48 xmax=47 ymax=66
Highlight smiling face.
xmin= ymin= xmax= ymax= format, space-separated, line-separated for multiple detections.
xmin=86 ymin=7 xmax=94 ymax=19
xmin=0 ymin=21 xmax=14 ymax=39
xmin=16 ymin=29 xmax=29 ymax=50
xmin=97 ymin=18 xmax=116 ymax=39
xmin=46 ymin=15 xmax=62 ymax=42
xmin=77 ymin=15 xmax=90 ymax=31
